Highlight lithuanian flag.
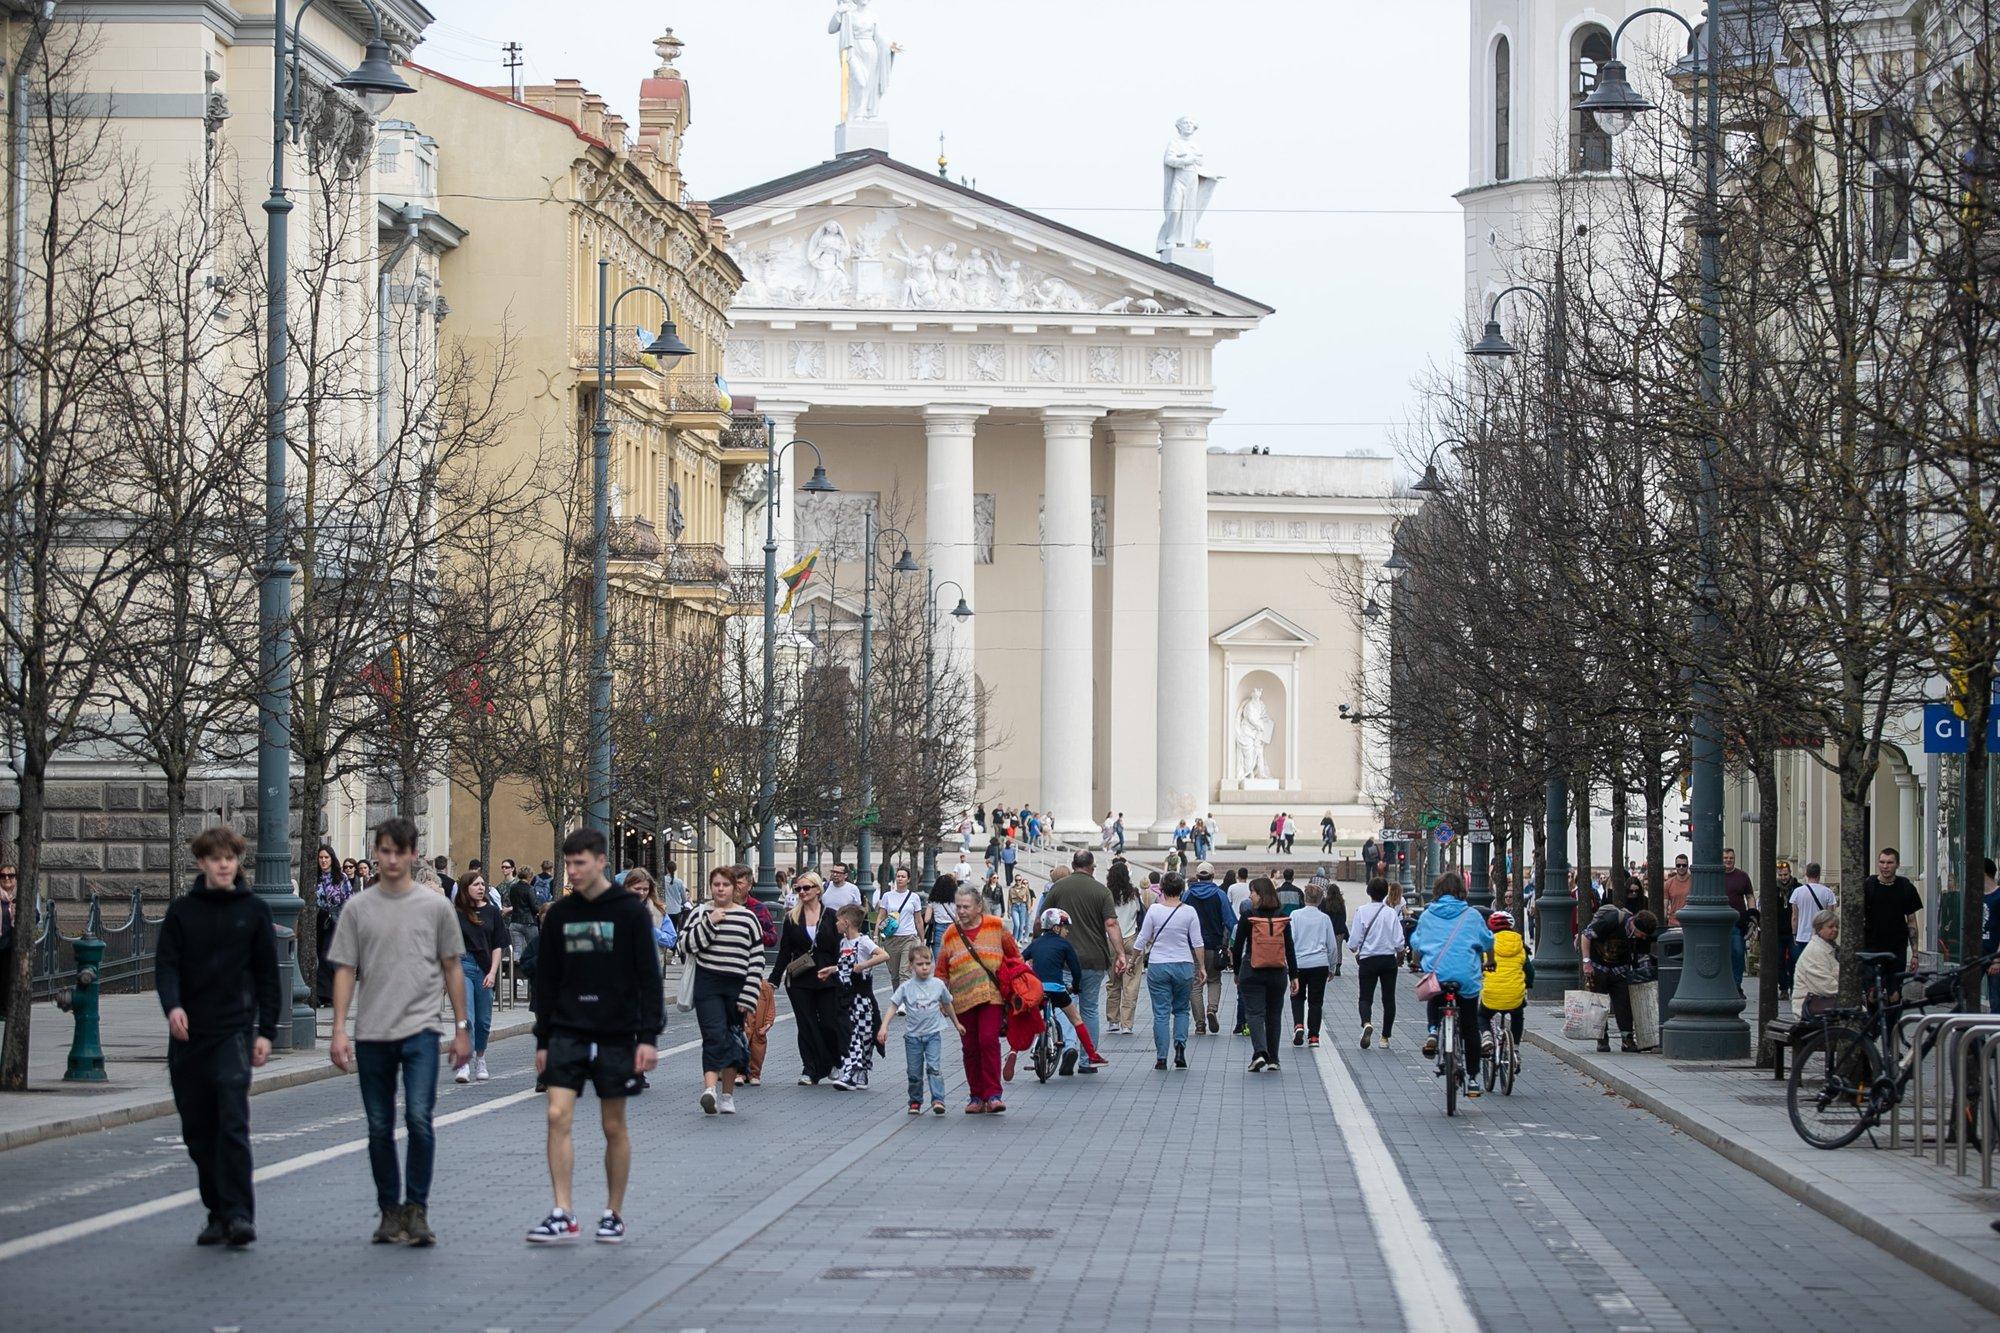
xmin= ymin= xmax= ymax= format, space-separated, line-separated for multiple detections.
xmin=778 ymin=547 xmax=820 ymax=614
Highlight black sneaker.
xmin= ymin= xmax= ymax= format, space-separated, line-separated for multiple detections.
xmin=1292 ymin=1026 xmax=1305 ymax=1047
xmin=1058 ymin=1047 xmax=1079 ymax=1076
xmin=224 ymin=1217 xmax=256 ymax=1248
xmin=196 ymin=1215 xmax=226 ymax=1247
xmin=401 ymin=1204 xmax=436 ymax=1247
xmin=1173 ymin=1041 xmax=1187 ymax=1069
xmin=930 ymin=1102 xmax=945 ymax=1115
xmin=595 ymin=1211 xmax=625 ymax=1244
xmin=1249 ymin=1054 xmax=1267 ymax=1072
xmin=1154 ymin=1058 xmax=1168 ymax=1070
xmin=372 ymin=1207 xmax=408 ymax=1245
xmin=526 ymin=1209 xmax=581 ymax=1244
xmin=1360 ymin=1022 xmax=1373 ymax=1049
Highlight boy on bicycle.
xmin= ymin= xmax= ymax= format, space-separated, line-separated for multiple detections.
xmin=1479 ymin=910 xmax=1532 ymax=1065
xmin=1013 ymin=908 xmax=1105 ymax=1078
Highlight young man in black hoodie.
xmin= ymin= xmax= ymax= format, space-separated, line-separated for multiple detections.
xmin=526 ymin=827 xmax=662 ymax=1245
xmin=157 ymin=825 xmax=280 ymax=1248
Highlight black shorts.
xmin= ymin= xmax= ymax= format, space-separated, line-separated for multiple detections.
xmin=542 ymin=1034 xmax=643 ymax=1100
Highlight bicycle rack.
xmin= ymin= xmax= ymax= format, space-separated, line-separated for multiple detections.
xmin=1980 ymin=1038 xmax=2000 ymax=1189
xmin=1927 ymin=1016 xmax=2000 ymax=1171
xmin=1888 ymin=1010 xmax=1932 ymax=1150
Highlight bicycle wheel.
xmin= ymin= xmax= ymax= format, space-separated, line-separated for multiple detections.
xmin=1481 ymin=1039 xmax=1497 ymax=1093
xmin=1499 ymin=1034 xmax=1516 ymax=1096
xmin=1443 ymin=1008 xmax=1459 ymax=1117
xmin=1786 ymin=1025 xmax=1881 ymax=1149
xmin=1032 ymin=1032 xmax=1054 ymax=1083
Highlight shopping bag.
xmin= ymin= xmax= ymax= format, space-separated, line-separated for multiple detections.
xmin=1561 ymin=989 xmax=1610 ymax=1041
xmin=1629 ymin=980 xmax=1661 ymax=1050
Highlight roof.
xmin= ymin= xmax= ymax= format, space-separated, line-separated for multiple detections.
xmin=405 ymin=62 xmax=610 ymax=151
xmin=711 ymin=149 xmax=1274 ymax=315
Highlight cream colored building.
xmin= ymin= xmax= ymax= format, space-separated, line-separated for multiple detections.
xmin=715 ymin=151 xmax=1398 ymax=847
xmin=392 ymin=36 xmax=746 ymax=865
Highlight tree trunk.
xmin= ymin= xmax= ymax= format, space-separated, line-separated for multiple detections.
xmin=164 ymin=776 xmax=187 ymax=896
xmin=478 ymin=787 xmax=492 ymax=880
xmin=1960 ymin=674 xmax=1993 ymax=1010
xmin=0 ymin=767 xmax=46 ymax=1088
xmin=1643 ymin=749 xmax=1669 ymax=920
xmin=1574 ymin=775 xmax=1593 ymax=904
xmin=1611 ymin=783 xmax=1630 ymax=900
xmin=1754 ymin=755 xmax=1784 ymax=1065
xmin=1836 ymin=749 xmax=1872 ymax=1006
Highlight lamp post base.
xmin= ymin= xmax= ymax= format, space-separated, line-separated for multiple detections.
xmin=1661 ymin=905 xmax=1749 ymax=1059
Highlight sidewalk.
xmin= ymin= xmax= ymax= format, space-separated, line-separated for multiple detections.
xmin=0 ymin=989 xmax=538 ymax=1152
xmin=1522 ymin=1000 xmax=2000 ymax=1314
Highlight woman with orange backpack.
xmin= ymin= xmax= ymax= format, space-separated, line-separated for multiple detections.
xmin=1229 ymin=877 xmax=1297 ymax=1072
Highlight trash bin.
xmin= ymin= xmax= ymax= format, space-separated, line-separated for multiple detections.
xmin=1655 ymin=927 xmax=1684 ymax=1018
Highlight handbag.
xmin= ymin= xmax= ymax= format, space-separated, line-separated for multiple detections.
xmin=1413 ymin=910 xmax=1472 ymax=1002
xmin=675 ymin=959 xmax=698 ymax=1012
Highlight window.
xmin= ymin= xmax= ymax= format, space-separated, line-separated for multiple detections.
xmin=1571 ymin=26 xmax=1613 ymax=173
xmin=1495 ymin=36 xmax=1512 ymax=182
xmin=1867 ymin=116 xmax=1912 ymax=264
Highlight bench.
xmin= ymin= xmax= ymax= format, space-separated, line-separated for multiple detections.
xmin=1767 ymin=1017 xmax=1802 ymax=1080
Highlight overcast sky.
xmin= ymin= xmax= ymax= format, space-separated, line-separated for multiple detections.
xmin=411 ymin=1 xmax=1470 ymax=457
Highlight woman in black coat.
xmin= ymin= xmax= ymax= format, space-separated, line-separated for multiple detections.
xmin=770 ymin=871 xmax=847 ymax=1084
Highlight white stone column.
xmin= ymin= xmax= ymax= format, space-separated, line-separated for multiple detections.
xmin=1153 ymin=408 xmax=1222 ymax=833
xmin=760 ymin=401 xmax=811 ymax=569
xmin=1356 ymin=547 xmax=1392 ymax=811
xmin=922 ymin=405 xmax=986 ymax=683
xmin=1106 ymin=413 xmax=1161 ymax=833
xmin=1040 ymin=407 xmax=1104 ymax=837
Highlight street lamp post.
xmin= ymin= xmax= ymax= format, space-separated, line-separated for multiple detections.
xmin=1469 ymin=273 xmax=1581 ymax=995
xmin=587 ymin=260 xmax=692 ymax=836
xmin=756 ymin=419 xmax=836 ymax=910
xmin=855 ymin=510 xmax=918 ymax=893
xmin=261 ymin=0 xmax=411 ymax=1051
xmin=1580 ymin=1 xmax=1751 ymax=1058
xmin=919 ymin=574 xmax=973 ymax=889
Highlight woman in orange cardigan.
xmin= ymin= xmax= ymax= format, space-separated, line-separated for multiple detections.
xmin=935 ymin=883 xmax=1022 ymax=1114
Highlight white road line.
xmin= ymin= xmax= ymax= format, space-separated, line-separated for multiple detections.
xmin=1312 ymin=1039 xmax=1482 ymax=1333
xmin=0 ymin=1029 xmax=721 ymax=1265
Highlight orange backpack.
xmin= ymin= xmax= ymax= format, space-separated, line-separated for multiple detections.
xmin=1248 ymin=916 xmax=1288 ymax=969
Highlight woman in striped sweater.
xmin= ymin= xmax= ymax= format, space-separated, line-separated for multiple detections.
xmin=680 ymin=869 xmax=766 ymax=1115
xmin=934 ymin=884 xmax=1022 ymax=1114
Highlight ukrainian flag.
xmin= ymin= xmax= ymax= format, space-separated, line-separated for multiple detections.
xmin=714 ymin=373 xmax=733 ymax=413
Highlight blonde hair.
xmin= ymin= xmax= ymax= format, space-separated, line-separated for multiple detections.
xmin=789 ymin=871 xmax=822 ymax=923
xmin=1811 ymin=907 xmax=1838 ymax=931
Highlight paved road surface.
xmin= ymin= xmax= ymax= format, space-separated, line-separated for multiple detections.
xmin=0 ymin=968 xmax=1987 ymax=1331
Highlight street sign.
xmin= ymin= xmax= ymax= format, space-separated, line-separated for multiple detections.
xmin=1434 ymin=824 xmax=1455 ymax=846
xmin=1466 ymin=810 xmax=1491 ymax=843
xmin=1378 ymin=828 xmax=1397 ymax=845
xmin=1923 ymin=702 xmax=2000 ymax=754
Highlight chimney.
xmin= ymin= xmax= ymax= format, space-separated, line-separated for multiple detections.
xmin=636 ymin=29 xmax=690 ymax=199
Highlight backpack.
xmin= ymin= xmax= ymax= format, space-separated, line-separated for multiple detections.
xmin=1248 ymin=916 xmax=1288 ymax=969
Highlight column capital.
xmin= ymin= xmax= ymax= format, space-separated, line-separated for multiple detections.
xmin=1040 ymin=405 xmax=1105 ymax=440
xmin=1157 ymin=405 xmax=1225 ymax=441
xmin=1040 ymin=404 xmax=1109 ymax=421
xmin=921 ymin=404 xmax=991 ymax=432
xmin=757 ymin=399 xmax=813 ymax=425
xmin=1106 ymin=411 xmax=1163 ymax=448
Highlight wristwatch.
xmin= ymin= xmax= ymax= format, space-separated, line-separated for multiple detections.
xmin=455 ymin=1020 xmax=470 ymax=1031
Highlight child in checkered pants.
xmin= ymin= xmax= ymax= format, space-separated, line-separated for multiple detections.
xmin=824 ymin=904 xmax=885 ymax=1089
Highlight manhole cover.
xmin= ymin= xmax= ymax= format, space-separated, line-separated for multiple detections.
xmin=822 ymin=1266 xmax=1033 ymax=1281
xmin=1735 ymin=1094 xmax=1790 ymax=1106
xmin=866 ymin=1227 xmax=1053 ymax=1240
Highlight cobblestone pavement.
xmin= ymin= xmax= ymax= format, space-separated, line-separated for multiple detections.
xmin=0 ymin=964 xmax=1991 ymax=1331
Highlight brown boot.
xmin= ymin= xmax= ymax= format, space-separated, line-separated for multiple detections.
xmin=372 ymin=1207 xmax=408 ymax=1245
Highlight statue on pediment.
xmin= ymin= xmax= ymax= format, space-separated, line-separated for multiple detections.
xmin=830 ymin=0 xmax=896 ymax=122
xmin=893 ymin=236 xmax=937 ymax=306
xmin=1157 ymin=116 xmax=1221 ymax=255
xmin=934 ymin=242 xmax=965 ymax=304
xmin=963 ymin=247 xmax=996 ymax=306
xmin=807 ymin=221 xmax=852 ymax=303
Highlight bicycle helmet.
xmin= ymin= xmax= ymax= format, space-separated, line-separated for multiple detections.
xmin=1038 ymin=907 xmax=1072 ymax=932
xmin=1487 ymin=911 xmax=1515 ymax=931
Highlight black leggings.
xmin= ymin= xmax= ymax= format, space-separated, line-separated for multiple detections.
xmin=1290 ymin=965 xmax=1330 ymax=1037
xmin=1426 ymin=992 xmax=1484 ymax=1077
xmin=1480 ymin=1003 xmax=1524 ymax=1043
xmin=1590 ymin=977 xmax=1634 ymax=1037
xmin=1357 ymin=955 xmax=1398 ymax=1036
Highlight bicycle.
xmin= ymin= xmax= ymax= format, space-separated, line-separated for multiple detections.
xmin=1786 ymin=948 xmax=2000 ymax=1150
xmin=1433 ymin=980 xmax=1466 ymax=1116
xmin=1030 ymin=997 xmax=1069 ymax=1084
xmin=1482 ymin=1011 xmax=1519 ymax=1097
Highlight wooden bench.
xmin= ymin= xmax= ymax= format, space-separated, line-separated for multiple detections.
xmin=1767 ymin=1016 xmax=1802 ymax=1079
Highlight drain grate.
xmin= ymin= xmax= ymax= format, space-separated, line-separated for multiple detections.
xmin=823 ymin=1265 xmax=1033 ymax=1281
xmin=866 ymin=1226 xmax=1053 ymax=1240
xmin=1735 ymin=1094 xmax=1791 ymax=1106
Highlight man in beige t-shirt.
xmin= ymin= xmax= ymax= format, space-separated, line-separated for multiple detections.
xmin=327 ymin=817 xmax=468 ymax=1248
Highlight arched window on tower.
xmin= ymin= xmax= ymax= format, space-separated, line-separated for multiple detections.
xmin=1571 ymin=25 xmax=1613 ymax=172
xmin=1494 ymin=36 xmax=1512 ymax=182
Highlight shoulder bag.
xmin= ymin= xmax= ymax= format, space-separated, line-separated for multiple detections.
xmin=1412 ymin=910 xmax=1472 ymax=1003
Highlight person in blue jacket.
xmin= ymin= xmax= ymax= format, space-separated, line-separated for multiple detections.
xmin=1183 ymin=863 xmax=1237 ymax=1035
xmin=1408 ymin=872 xmax=1494 ymax=1089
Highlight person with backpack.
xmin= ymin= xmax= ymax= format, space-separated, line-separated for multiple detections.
xmin=1183 ymin=862 xmax=1236 ymax=1035
xmin=1230 ymin=878 xmax=1297 ymax=1072
xmin=1131 ymin=871 xmax=1206 ymax=1069
xmin=157 ymin=826 xmax=279 ymax=1248
xmin=1350 ymin=877 xmax=1405 ymax=1049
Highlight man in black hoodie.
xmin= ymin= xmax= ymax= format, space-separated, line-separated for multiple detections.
xmin=525 ymin=827 xmax=662 ymax=1246
xmin=157 ymin=825 xmax=279 ymax=1248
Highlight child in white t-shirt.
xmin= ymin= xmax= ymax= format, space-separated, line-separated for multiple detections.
xmin=824 ymin=903 xmax=885 ymax=1090
xmin=878 ymin=946 xmax=961 ymax=1113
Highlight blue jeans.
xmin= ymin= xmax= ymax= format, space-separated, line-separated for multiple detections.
xmin=1730 ymin=927 xmax=1746 ymax=991
xmin=355 ymin=1032 xmax=440 ymax=1211
xmin=904 ymin=1031 xmax=945 ymax=1103
xmin=1009 ymin=904 xmax=1029 ymax=939
xmin=459 ymin=954 xmax=492 ymax=1054
xmin=1077 ymin=968 xmax=1107 ymax=1040
xmin=1147 ymin=962 xmax=1194 ymax=1059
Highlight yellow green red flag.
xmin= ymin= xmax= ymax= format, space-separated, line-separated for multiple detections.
xmin=778 ymin=548 xmax=820 ymax=614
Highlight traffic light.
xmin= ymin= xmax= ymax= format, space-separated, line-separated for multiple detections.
xmin=1679 ymin=809 xmax=1693 ymax=842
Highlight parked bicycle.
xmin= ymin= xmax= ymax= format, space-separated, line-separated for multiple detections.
xmin=1787 ymin=949 xmax=2000 ymax=1149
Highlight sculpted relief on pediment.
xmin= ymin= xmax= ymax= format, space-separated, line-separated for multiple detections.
xmin=729 ymin=206 xmax=1210 ymax=317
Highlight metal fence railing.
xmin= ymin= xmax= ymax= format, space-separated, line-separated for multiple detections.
xmin=29 ymin=888 xmax=167 ymax=1001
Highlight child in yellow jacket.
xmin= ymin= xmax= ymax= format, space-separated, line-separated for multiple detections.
xmin=1480 ymin=911 xmax=1534 ymax=1058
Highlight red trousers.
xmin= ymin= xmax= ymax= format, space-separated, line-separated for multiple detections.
xmin=957 ymin=1002 xmax=1003 ymax=1101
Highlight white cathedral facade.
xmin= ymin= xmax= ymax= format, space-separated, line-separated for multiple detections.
xmin=713 ymin=68 xmax=1398 ymax=846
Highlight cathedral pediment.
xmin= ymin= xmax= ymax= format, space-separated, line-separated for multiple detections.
xmin=712 ymin=151 xmax=1269 ymax=324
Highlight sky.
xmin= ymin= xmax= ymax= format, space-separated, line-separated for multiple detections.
xmin=409 ymin=1 xmax=1471 ymax=458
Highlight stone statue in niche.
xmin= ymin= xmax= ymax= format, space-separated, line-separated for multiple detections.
xmin=806 ymin=221 xmax=852 ymax=303
xmin=1157 ymin=116 xmax=1221 ymax=254
xmin=829 ymin=0 xmax=895 ymax=122
xmin=973 ymin=493 xmax=996 ymax=564
xmin=1235 ymin=686 xmax=1275 ymax=780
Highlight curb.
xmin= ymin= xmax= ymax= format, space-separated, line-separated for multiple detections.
xmin=1524 ymin=1028 xmax=2000 ymax=1315
xmin=0 ymin=1014 xmax=537 ymax=1154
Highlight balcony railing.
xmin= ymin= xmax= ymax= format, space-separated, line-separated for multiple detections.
xmin=729 ymin=564 xmax=765 ymax=607
xmin=572 ymin=324 xmax=668 ymax=369
xmin=662 ymin=373 xmax=725 ymax=415
xmin=662 ymin=542 xmax=729 ymax=587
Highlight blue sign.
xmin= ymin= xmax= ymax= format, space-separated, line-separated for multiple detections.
xmin=1924 ymin=702 xmax=2000 ymax=754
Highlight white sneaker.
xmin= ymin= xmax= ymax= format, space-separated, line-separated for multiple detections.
xmin=699 ymin=1087 xmax=718 ymax=1114
xmin=453 ymin=1062 xmax=471 ymax=1084
xmin=718 ymin=1093 xmax=737 ymax=1114
xmin=474 ymin=1055 xmax=490 ymax=1082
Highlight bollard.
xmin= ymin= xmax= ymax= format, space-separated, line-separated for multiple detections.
xmin=53 ymin=934 xmax=108 ymax=1082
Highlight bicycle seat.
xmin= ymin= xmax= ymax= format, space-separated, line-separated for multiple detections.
xmin=1855 ymin=951 xmax=1900 ymax=965
xmin=1440 ymin=980 xmax=1462 ymax=995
